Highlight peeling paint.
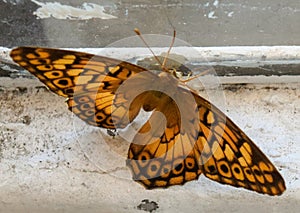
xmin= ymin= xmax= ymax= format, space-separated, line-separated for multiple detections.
xmin=227 ymin=11 xmax=234 ymax=17
xmin=2 ymin=0 xmax=22 ymax=5
xmin=207 ymin=11 xmax=218 ymax=19
xmin=213 ymin=0 xmax=219 ymax=7
xmin=31 ymin=0 xmax=117 ymax=20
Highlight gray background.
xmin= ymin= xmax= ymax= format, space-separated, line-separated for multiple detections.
xmin=1 ymin=0 xmax=300 ymax=48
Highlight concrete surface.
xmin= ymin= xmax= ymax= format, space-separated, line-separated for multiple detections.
xmin=0 ymin=78 xmax=299 ymax=212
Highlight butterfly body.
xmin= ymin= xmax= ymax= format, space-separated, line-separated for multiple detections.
xmin=10 ymin=47 xmax=285 ymax=195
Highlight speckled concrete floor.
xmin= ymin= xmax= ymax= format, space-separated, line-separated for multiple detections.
xmin=0 ymin=77 xmax=299 ymax=212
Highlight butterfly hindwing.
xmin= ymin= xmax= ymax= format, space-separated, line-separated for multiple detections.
xmin=127 ymin=90 xmax=202 ymax=188
xmin=126 ymin=79 xmax=285 ymax=195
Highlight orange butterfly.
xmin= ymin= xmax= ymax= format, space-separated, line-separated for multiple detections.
xmin=10 ymin=46 xmax=285 ymax=195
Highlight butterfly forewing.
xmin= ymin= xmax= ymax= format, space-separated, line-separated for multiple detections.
xmin=192 ymin=93 xmax=286 ymax=195
xmin=10 ymin=47 xmax=148 ymax=128
xmin=10 ymin=46 xmax=285 ymax=195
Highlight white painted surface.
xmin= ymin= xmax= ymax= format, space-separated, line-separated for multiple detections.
xmin=30 ymin=0 xmax=117 ymax=20
xmin=0 ymin=77 xmax=299 ymax=212
xmin=2 ymin=46 xmax=300 ymax=64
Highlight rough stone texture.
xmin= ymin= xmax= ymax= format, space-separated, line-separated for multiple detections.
xmin=0 ymin=78 xmax=299 ymax=212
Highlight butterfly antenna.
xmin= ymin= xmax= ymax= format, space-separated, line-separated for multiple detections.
xmin=134 ymin=28 xmax=164 ymax=68
xmin=181 ymin=68 xmax=215 ymax=83
xmin=162 ymin=17 xmax=177 ymax=68
xmin=161 ymin=30 xmax=176 ymax=70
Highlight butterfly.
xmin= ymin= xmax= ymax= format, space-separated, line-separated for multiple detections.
xmin=10 ymin=46 xmax=286 ymax=196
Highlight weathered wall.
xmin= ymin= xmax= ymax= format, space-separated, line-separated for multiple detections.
xmin=1 ymin=0 xmax=300 ymax=48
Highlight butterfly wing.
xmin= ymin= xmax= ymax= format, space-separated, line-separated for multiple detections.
xmin=127 ymin=88 xmax=202 ymax=188
xmin=127 ymin=80 xmax=286 ymax=195
xmin=10 ymin=47 xmax=148 ymax=129
xmin=11 ymin=47 xmax=285 ymax=195
xmin=192 ymin=93 xmax=286 ymax=195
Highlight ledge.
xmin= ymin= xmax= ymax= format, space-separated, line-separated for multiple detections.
xmin=0 ymin=46 xmax=299 ymax=212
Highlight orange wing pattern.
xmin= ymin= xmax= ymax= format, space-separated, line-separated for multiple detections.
xmin=192 ymin=94 xmax=286 ymax=195
xmin=126 ymin=85 xmax=285 ymax=195
xmin=10 ymin=47 xmax=286 ymax=195
xmin=10 ymin=47 xmax=147 ymax=129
